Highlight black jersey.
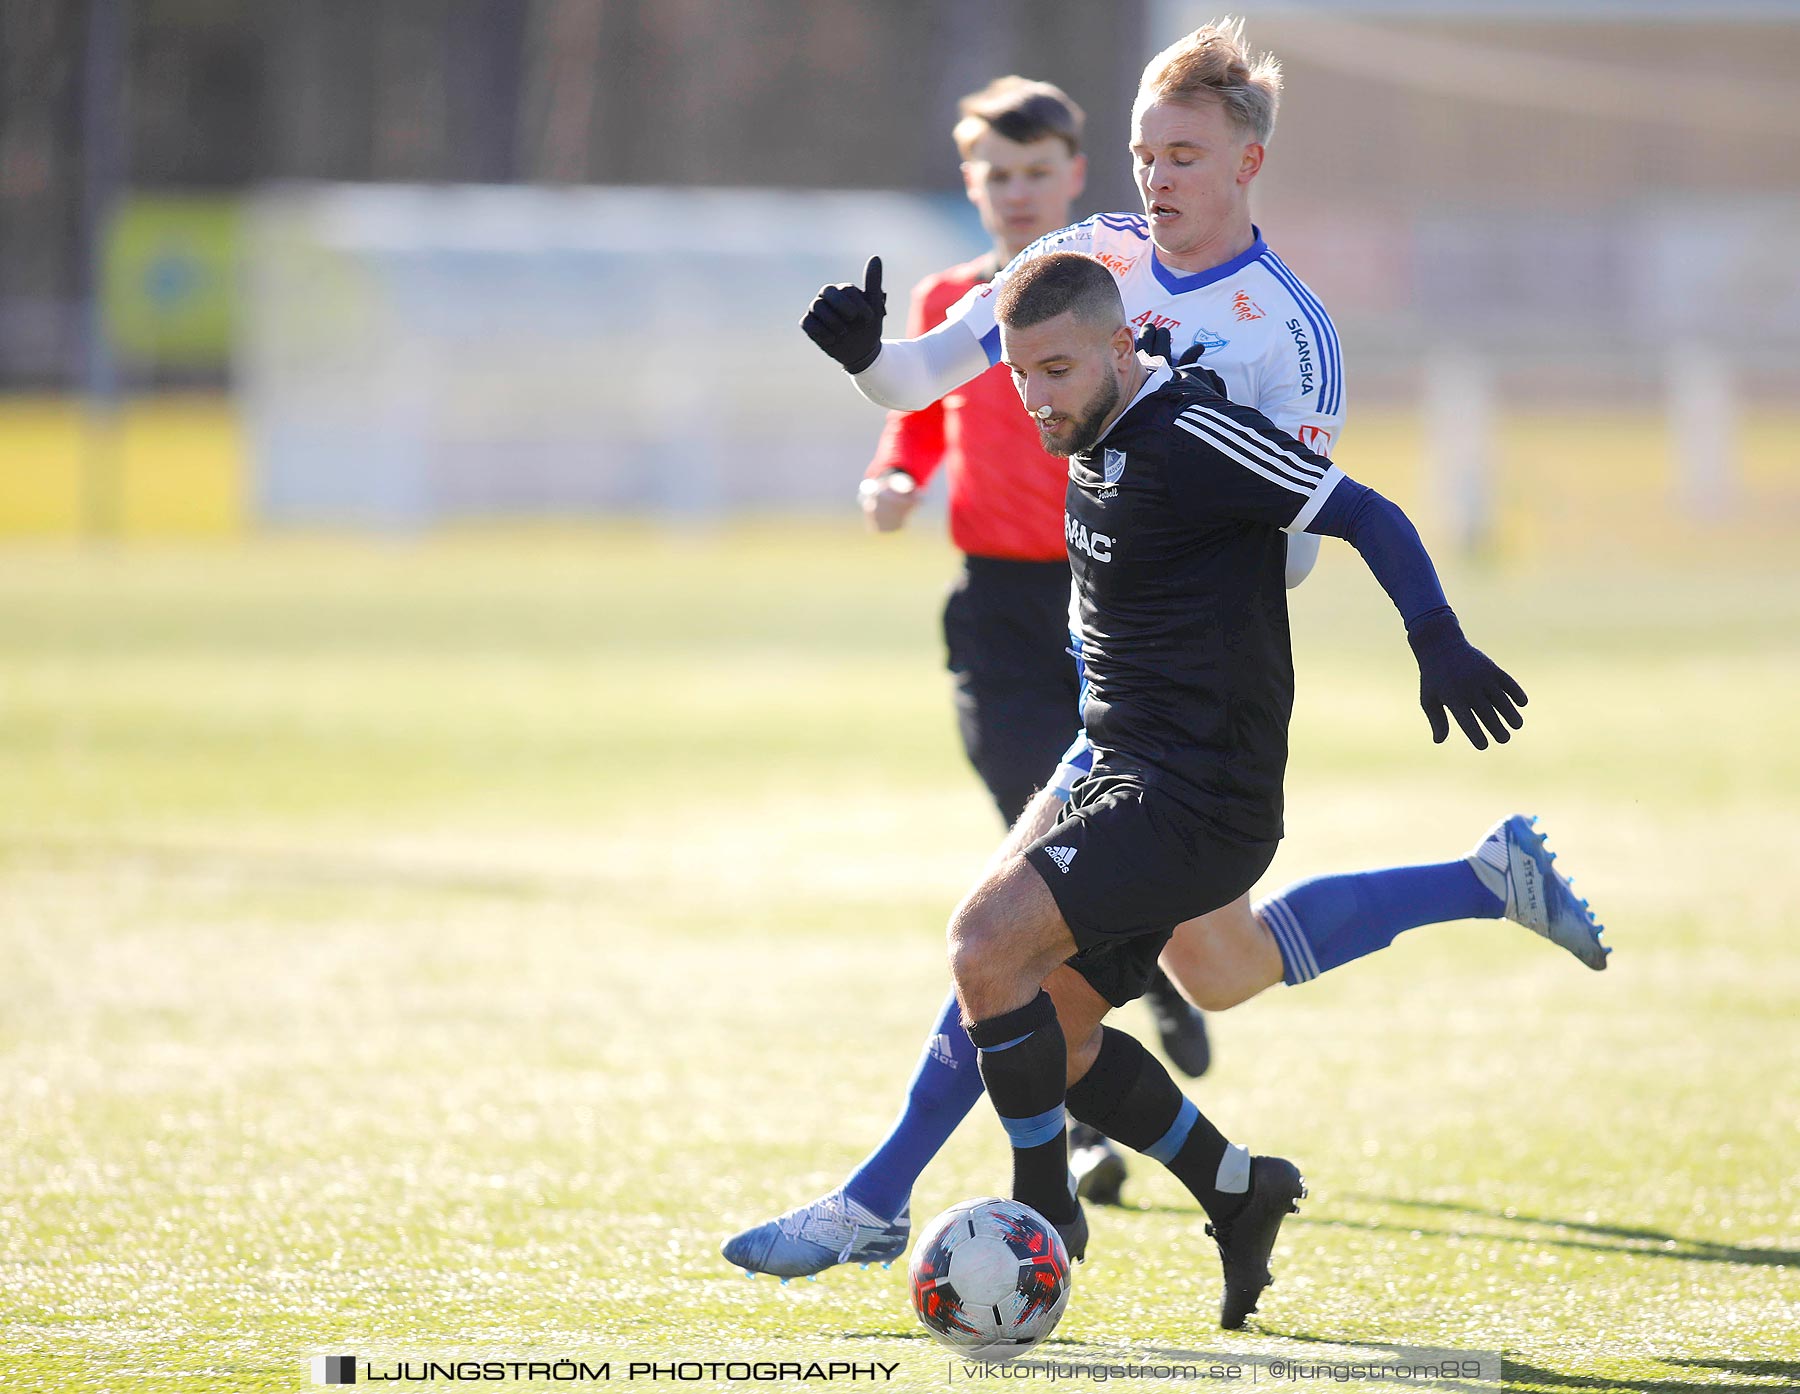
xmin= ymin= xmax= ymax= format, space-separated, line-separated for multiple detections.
xmin=1065 ymin=360 xmax=1344 ymax=841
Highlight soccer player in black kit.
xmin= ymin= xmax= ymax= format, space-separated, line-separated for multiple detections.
xmin=943 ymin=251 xmax=1528 ymax=1328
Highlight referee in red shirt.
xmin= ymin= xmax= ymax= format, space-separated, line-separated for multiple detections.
xmin=859 ymin=76 xmax=1208 ymax=1074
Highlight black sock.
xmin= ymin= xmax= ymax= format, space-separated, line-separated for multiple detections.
xmin=967 ymin=992 xmax=1075 ymax=1225
xmin=1065 ymin=1025 xmax=1250 ymax=1223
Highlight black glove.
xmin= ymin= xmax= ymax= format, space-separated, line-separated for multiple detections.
xmin=1134 ymin=324 xmax=1173 ymax=360
xmin=1407 ymin=610 xmax=1528 ymax=750
xmin=1133 ymin=323 xmax=1206 ymax=367
xmin=801 ymin=255 xmax=886 ymax=374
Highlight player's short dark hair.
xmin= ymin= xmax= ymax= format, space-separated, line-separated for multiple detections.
xmin=994 ymin=252 xmax=1125 ymax=332
xmin=954 ymin=76 xmax=1085 ymax=157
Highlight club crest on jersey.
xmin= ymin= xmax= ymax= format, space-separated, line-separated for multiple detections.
xmin=1187 ymin=327 xmax=1230 ymax=356
xmin=1102 ymin=449 xmax=1127 ymax=486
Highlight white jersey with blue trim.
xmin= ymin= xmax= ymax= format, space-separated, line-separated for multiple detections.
xmin=982 ymin=216 xmax=1348 ymax=803
xmin=944 ymin=212 xmax=1344 ymax=457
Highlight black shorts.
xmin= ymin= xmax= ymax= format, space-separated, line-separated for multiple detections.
xmin=1022 ymin=768 xmax=1279 ymax=1007
xmin=942 ymin=556 xmax=1080 ymax=826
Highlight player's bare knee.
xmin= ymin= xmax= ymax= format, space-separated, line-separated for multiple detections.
xmin=952 ymin=957 xmax=1033 ymax=1023
xmin=950 ymin=859 xmax=1076 ymax=1019
xmin=948 ymin=901 xmax=1023 ymax=1018
xmin=945 ymin=921 xmax=983 ymax=1002
xmin=947 ymin=894 xmax=999 ymax=973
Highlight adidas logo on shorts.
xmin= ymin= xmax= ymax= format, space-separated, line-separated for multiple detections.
xmin=1045 ymin=845 xmax=1078 ymax=874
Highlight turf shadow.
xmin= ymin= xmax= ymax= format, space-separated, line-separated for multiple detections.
xmin=1659 ymin=1355 xmax=1800 ymax=1381
xmin=1496 ymin=1354 xmax=1796 ymax=1392
xmin=1250 ymin=1337 xmax=1793 ymax=1394
xmin=1347 ymin=1195 xmax=1800 ymax=1270
xmin=1132 ymin=1337 xmax=1499 ymax=1394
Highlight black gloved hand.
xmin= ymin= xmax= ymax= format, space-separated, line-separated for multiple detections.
xmin=1135 ymin=324 xmax=1173 ymax=360
xmin=801 ymin=255 xmax=886 ymax=374
xmin=1406 ymin=610 xmax=1528 ymax=750
xmin=1133 ymin=324 xmax=1206 ymax=367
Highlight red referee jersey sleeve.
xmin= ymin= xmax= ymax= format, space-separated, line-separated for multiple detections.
xmin=861 ymin=257 xmax=1066 ymax=561
xmin=864 ymin=274 xmax=962 ymax=487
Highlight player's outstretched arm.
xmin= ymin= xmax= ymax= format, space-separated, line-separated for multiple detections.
xmin=800 ymin=256 xmax=988 ymax=412
xmin=1306 ymin=482 xmax=1527 ymax=750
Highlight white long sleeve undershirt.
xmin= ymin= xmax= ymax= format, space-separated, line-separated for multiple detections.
xmin=849 ymin=319 xmax=991 ymax=412
xmin=848 ymin=312 xmax=1323 ymax=588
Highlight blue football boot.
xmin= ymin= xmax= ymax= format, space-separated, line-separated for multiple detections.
xmin=721 ymin=1190 xmax=909 ymax=1279
xmin=1469 ymin=815 xmax=1610 ymax=970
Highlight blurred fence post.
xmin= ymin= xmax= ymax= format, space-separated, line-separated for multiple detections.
xmin=1424 ymin=346 xmax=1495 ymax=553
xmin=1667 ymin=344 xmax=1737 ymax=520
xmin=78 ymin=0 xmax=126 ymax=538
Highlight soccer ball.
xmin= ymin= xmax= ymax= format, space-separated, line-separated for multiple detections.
xmin=908 ymin=1198 xmax=1072 ymax=1358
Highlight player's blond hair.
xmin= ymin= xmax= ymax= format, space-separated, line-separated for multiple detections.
xmin=1134 ymin=16 xmax=1281 ymax=145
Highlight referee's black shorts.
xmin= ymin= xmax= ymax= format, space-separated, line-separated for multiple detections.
xmin=942 ymin=555 xmax=1079 ymax=826
xmin=1022 ymin=766 xmax=1278 ymax=1007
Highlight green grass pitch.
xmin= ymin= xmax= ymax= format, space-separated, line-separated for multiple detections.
xmin=1 ymin=523 xmax=1796 ymax=1392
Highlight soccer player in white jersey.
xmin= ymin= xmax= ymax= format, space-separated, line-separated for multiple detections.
xmin=726 ymin=20 xmax=1607 ymax=1286
xmin=802 ymin=18 xmax=1352 ymax=1197
xmin=819 ymin=19 xmax=1342 ymax=594
xmin=803 ymin=19 xmax=1352 ymax=1075
xmin=806 ymin=30 xmax=1349 ymax=1039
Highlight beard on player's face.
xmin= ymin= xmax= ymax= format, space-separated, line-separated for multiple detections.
xmin=1039 ymin=368 xmax=1122 ymax=458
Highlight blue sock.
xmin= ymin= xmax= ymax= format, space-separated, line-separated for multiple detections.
xmin=843 ymin=989 xmax=985 ymax=1220
xmin=1259 ymin=859 xmax=1503 ymax=985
